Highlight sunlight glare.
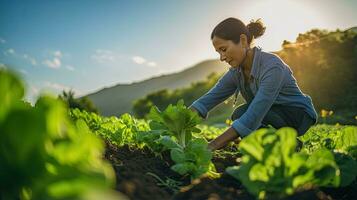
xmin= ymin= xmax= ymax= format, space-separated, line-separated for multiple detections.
xmin=240 ymin=0 xmax=327 ymax=51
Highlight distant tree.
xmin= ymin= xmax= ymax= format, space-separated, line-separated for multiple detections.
xmin=58 ymin=89 xmax=99 ymax=114
xmin=278 ymin=28 xmax=357 ymax=113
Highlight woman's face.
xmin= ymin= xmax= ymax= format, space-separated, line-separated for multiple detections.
xmin=212 ymin=35 xmax=248 ymax=68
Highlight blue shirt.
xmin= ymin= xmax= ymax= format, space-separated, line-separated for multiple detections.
xmin=190 ymin=47 xmax=318 ymax=137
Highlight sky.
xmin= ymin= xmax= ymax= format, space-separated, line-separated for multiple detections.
xmin=0 ymin=0 xmax=356 ymax=103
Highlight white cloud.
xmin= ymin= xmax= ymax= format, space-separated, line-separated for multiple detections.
xmin=2 ymin=48 xmax=37 ymax=66
xmin=147 ymin=61 xmax=157 ymax=67
xmin=0 ymin=38 xmax=5 ymax=44
xmin=91 ymin=49 xmax=116 ymax=63
xmin=23 ymin=54 xmax=37 ymax=66
xmin=53 ymin=50 xmax=62 ymax=58
xmin=43 ymin=57 xmax=61 ymax=69
xmin=4 ymin=48 xmax=15 ymax=56
xmin=132 ymin=56 xmax=146 ymax=64
xmin=42 ymin=50 xmax=63 ymax=69
xmin=8 ymin=49 xmax=15 ymax=54
xmin=66 ymin=65 xmax=75 ymax=71
xmin=132 ymin=55 xmax=159 ymax=68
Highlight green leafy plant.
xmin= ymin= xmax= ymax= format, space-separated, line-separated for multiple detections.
xmin=226 ymin=127 xmax=340 ymax=199
xmin=300 ymin=124 xmax=357 ymax=159
xmin=299 ymin=124 xmax=357 ymax=187
xmin=70 ymin=108 xmax=149 ymax=147
xmin=147 ymin=100 xmax=202 ymax=148
xmin=139 ymin=100 xmax=218 ymax=179
xmin=0 ymin=69 xmax=118 ymax=200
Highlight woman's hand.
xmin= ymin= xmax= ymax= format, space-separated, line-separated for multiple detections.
xmin=208 ymin=127 xmax=240 ymax=151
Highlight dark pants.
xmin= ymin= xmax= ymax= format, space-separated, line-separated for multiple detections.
xmin=231 ymin=104 xmax=315 ymax=136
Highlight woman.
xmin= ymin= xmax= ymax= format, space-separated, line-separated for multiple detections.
xmin=189 ymin=18 xmax=318 ymax=151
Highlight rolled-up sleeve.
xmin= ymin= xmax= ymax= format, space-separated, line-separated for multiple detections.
xmin=190 ymin=71 xmax=237 ymax=119
xmin=232 ymin=65 xmax=285 ymax=137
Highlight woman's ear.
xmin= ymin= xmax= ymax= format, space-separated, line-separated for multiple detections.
xmin=240 ymin=34 xmax=248 ymax=48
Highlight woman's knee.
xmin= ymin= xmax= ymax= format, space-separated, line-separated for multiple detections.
xmin=231 ymin=104 xmax=249 ymax=121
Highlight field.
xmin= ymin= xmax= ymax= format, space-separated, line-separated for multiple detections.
xmin=70 ymin=108 xmax=357 ymax=200
xmin=1 ymin=70 xmax=356 ymax=200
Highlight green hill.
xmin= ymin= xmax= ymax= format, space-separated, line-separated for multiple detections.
xmin=83 ymin=59 xmax=229 ymax=116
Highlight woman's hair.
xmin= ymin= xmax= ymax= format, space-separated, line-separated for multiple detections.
xmin=211 ymin=18 xmax=266 ymax=45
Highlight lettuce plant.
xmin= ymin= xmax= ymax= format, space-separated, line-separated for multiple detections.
xmin=0 ymin=69 xmax=117 ymax=200
xmin=70 ymin=108 xmax=149 ymax=147
xmin=141 ymin=100 xmax=218 ymax=179
xmin=226 ymin=127 xmax=340 ymax=199
xmin=299 ymin=125 xmax=357 ymax=187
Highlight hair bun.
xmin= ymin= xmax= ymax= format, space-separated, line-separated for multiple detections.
xmin=247 ymin=19 xmax=266 ymax=39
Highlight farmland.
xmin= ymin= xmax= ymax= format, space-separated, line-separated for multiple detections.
xmin=1 ymin=69 xmax=356 ymax=200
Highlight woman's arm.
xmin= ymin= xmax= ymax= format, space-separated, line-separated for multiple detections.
xmin=190 ymin=71 xmax=238 ymax=119
xmin=208 ymin=127 xmax=240 ymax=150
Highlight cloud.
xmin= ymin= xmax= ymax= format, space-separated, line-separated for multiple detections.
xmin=147 ymin=61 xmax=157 ymax=67
xmin=91 ymin=49 xmax=116 ymax=63
xmin=23 ymin=54 xmax=37 ymax=66
xmin=53 ymin=51 xmax=62 ymax=58
xmin=0 ymin=38 xmax=5 ymax=44
xmin=43 ymin=57 xmax=61 ymax=69
xmin=132 ymin=56 xmax=146 ymax=64
xmin=7 ymin=49 xmax=15 ymax=54
xmin=4 ymin=48 xmax=15 ymax=56
xmin=65 ymin=65 xmax=75 ymax=71
xmin=2 ymin=47 xmax=38 ymax=66
xmin=132 ymin=55 xmax=158 ymax=68
xmin=42 ymin=50 xmax=63 ymax=69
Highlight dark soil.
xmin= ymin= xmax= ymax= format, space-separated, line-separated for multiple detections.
xmin=105 ymin=142 xmax=184 ymax=200
xmin=104 ymin=142 xmax=356 ymax=200
xmin=173 ymin=173 xmax=255 ymax=200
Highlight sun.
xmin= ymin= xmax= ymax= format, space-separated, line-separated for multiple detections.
xmin=239 ymin=0 xmax=327 ymax=51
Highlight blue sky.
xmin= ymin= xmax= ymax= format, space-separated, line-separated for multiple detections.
xmin=0 ymin=0 xmax=356 ymax=103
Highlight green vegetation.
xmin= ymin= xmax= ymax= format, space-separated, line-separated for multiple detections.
xmin=226 ymin=125 xmax=357 ymax=199
xmin=71 ymin=97 xmax=357 ymax=199
xmin=278 ymin=28 xmax=357 ymax=123
xmin=142 ymin=100 xmax=218 ymax=179
xmin=71 ymin=100 xmax=219 ymax=180
xmin=0 ymin=69 xmax=119 ymax=200
xmin=226 ymin=128 xmax=339 ymax=199
xmin=70 ymin=108 xmax=149 ymax=147
xmin=2 ymin=27 xmax=357 ymax=198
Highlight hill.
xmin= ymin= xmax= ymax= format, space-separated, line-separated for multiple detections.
xmin=84 ymin=59 xmax=229 ymax=116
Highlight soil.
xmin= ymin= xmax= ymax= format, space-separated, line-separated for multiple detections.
xmin=104 ymin=142 xmax=182 ymax=200
xmin=104 ymin=142 xmax=356 ymax=200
